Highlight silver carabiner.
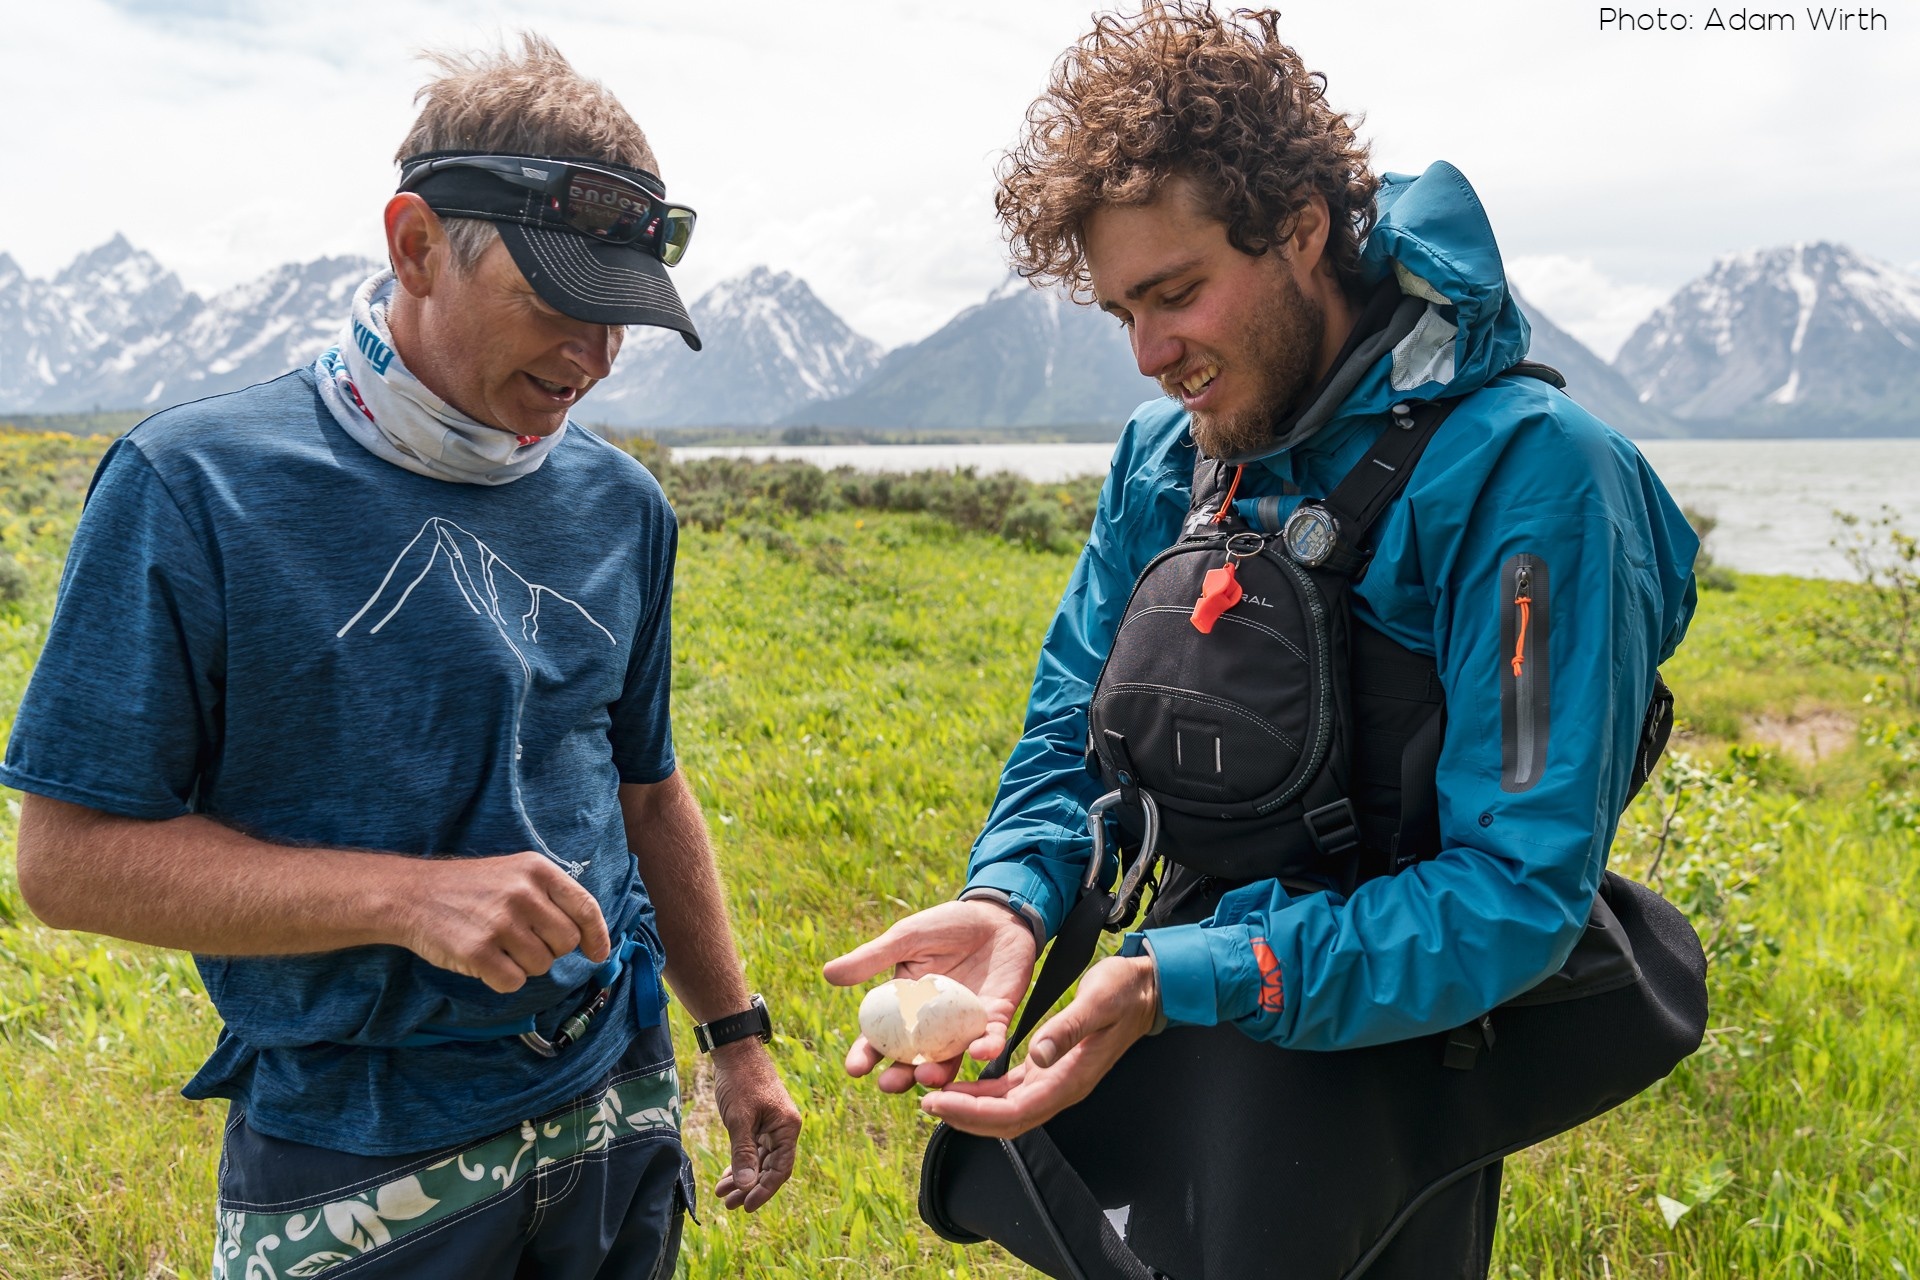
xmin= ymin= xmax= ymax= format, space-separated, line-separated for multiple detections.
xmin=1083 ymin=788 xmax=1162 ymax=926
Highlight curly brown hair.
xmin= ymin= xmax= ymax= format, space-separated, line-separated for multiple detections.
xmin=996 ymin=3 xmax=1378 ymax=299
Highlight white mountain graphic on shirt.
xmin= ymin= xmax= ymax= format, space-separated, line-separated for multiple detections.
xmin=337 ymin=517 xmax=616 ymax=875
xmin=338 ymin=517 xmax=615 ymax=653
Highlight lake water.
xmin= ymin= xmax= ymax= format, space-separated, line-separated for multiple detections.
xmin=674 ymin=439 xmax=1920 ymax=581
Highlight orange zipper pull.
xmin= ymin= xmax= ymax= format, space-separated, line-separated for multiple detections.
xmin=1511 ymin=561 xmax=1534 ymax=676
xmin=1511 ymin=594 xmax=1531 ymax=676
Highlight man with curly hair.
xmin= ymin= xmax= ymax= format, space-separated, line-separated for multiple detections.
xmin=831 ymin=4 xmax=1700 ymax=1276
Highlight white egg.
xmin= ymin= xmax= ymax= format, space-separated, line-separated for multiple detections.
xmin=858 ymin=974 xmax=989 ymax=1065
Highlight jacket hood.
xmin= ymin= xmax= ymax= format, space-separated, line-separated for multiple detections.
xmin=1220 ymin=161 xmax=1532 ymax=463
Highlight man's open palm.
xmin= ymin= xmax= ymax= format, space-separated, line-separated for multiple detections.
xmin=824 ymin=900 xmax=1038 ymax=1091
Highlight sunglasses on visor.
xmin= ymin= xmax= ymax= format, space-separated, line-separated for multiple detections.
xmin=398 ymin=153 xmax=698 ymax=267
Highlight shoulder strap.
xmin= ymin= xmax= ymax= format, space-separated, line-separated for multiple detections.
xmin=984 ymin=882 xmax=1115 ymax=1079
xmin=1315 ymin=358 xmax=1563 ymax=568
xmin=1187 ymin=455 xmax=1236 ymax=517
xmin=1188 ymin=355 xmax=1567 ymax=545
xmin=1318 ymin=398 xmax=1460 ymax=548
xmin=1504 ymin=359 xmax=1566 ymax=389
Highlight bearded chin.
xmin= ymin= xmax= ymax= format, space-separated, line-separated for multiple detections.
xmin=1186 ymin=402 xmax=1282 ymax=460
xmin=1181 ymin=273 xmax=1326 ymax=461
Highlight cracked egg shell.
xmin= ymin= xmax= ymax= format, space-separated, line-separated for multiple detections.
xmin=858 ymin=974 xmax=989 ymax=1065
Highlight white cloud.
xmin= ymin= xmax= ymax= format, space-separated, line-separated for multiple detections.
xmin=4 ymin=0 xmax=1917 ymax=351
xmin=1506 ymin=256 xmax=1675 ymax=362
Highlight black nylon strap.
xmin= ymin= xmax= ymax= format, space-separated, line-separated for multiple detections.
xmin=986 ymin=883 xmax=1115 ymax=1079
xmin=968 ymin=883 xmax=1163 ymax=1279
xmin=1504 ymin=359 xmax=1567 ymax=389
xmin=1319 ymin=397 xmax=1461 ymax=546
xmin=1003 ymin=1129 xmax=1161 ymax=1280
xmin=1394 ymin=705 xmax=1447 ymax=870
xmin=1624 ymin=674 xmax=1675 ymax=808
xmin=1181 ymin=456 xmax=1240 ymax=537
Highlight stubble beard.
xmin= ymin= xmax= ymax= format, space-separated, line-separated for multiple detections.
xmin=1183 ymin=271 xmax=1326 ymax=460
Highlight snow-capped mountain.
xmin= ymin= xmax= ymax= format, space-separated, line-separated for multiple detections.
xmin=586 ymin=266 xmax=883 ymax=427
xmin=87 ymin=255 xmax=376 ymax=412
xmin=1614 ymin=243 xmax=1920 ymax=434
xmin=792 ymin=277 xmax=1663 ymax=435
xmin=0 ymin=235 xmax=190 ymax=411
xmin=1510 ymin=287 xmax=1683 ymax=438
xmin=13 ymin=234 xmax=1918 ymax=436
xmin=51 ymin=235 xmax=193 ymax=357
xmin=0 ymin=242 xmax=372 ymax=414
xmin=787 ymin=276 xmax=1160 ymax=429
xmin=0 ymin=246 xmax=878 ymax=426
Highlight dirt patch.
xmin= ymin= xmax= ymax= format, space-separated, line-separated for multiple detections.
xmin=1746 ymin=709 xmax=1856 ymax=764
xmin=680 ymin=1049 xmax=718 ymax=1156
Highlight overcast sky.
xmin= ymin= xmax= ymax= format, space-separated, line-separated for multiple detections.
xmin=4 ymin=0 xmax=1915 ymax=359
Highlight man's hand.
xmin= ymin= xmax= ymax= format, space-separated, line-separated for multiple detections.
xmin=823 ymin=900 xmax=1039 ymax=1091
xmin=618 ymin=773 xmax=803 ymax=1210
xmin=709 ymin=1040 xmax=802 ymax=1212
xmin=14 ymin=798 xmax=619 ymax=969
xmin=920 ymin=954 xmax=1158 ymax=1138
xmin=395 ymin=852 xmax=611 ymax=993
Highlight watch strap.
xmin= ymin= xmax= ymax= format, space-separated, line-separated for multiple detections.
xmin=958 ymin=886 xmax=1049 ymax=948
xmin=693 ymin=994 xmax=771 ymax=1053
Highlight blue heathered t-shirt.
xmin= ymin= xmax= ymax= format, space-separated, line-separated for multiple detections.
xmin=0 ymin=369 xmax=680 ymax=1155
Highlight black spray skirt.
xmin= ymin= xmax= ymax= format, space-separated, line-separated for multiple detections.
xmin=920 ymin=872 xmax=1708 ymax=1280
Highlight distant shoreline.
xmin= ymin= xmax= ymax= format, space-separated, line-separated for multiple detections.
xmin=601 ymin=423 xmax=1128 ymax=446
xmin=3 ymin=410 xmax=1914 ymax=445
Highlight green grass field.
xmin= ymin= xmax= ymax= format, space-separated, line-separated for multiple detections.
xmin=0 ymin=427 xmax=1913 ymax=1277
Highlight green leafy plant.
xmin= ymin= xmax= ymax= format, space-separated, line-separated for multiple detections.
xmin=609 ymin=438 xmax=1103 ymax=552
xmin=1861 ymin=717 xmax=1920 ymax=834
xmin=1683 ymin=505 xmax=1737 ymax=593
xmin=1614 ymin=746 xmax=1784 ymax=973
xmin=1806 ymin=507 xmax=1920 ymax=708
xmin=999 ymin=498 xmax=1065 ymax=552
xmin=0 ymin=554 xmax=29 ymax=606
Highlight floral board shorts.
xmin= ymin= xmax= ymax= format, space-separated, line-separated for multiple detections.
xmin=211 ymin=1023 xmax=694 ymax=1280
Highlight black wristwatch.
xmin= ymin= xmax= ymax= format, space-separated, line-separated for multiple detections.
xmin=693 ymin=994 xmax=773 ymax=1053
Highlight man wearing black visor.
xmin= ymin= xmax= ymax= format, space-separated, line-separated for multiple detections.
xmin=398 ymin=150 xmax=702 ymax=337
xmin=3 ymin=35 xmax=798 ymax=1278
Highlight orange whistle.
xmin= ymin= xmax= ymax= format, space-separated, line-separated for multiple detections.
xmin=1191 ymin=562 xmax=1243 ymax=633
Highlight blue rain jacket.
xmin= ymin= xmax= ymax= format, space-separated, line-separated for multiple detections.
xmin=963 ymin=162 xmax=1700 ymax=1050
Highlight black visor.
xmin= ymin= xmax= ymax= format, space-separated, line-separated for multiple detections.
xmin=400 ymin=153 xmax=701 ymax=349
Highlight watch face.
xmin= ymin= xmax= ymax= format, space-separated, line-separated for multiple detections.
xmin=1284 ymin=505 xmax=1338 ymax=566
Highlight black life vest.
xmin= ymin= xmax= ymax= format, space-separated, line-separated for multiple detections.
xmin=1084 ymin=368 xmax=1670 ymax=899
xmin=1085 ymin=395 xmax=1455 ymax=895
xmin=919 ymin=373 xmax=1704 ymax=1280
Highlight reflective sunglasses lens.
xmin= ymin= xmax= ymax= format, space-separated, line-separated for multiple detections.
xmin=659 ymin=209 xmax=696 ymax=267
xmin=563 ymin=171 xmax=652 ymax=242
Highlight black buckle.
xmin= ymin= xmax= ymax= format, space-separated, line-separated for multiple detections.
xmin=1303 ymin=798 xmax=1361 ymax=858
xmin=1103 ymin=730 xmax=1144 ymax=813
xmin=1443 ymin=1013 xmax=1498 ymax=1070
